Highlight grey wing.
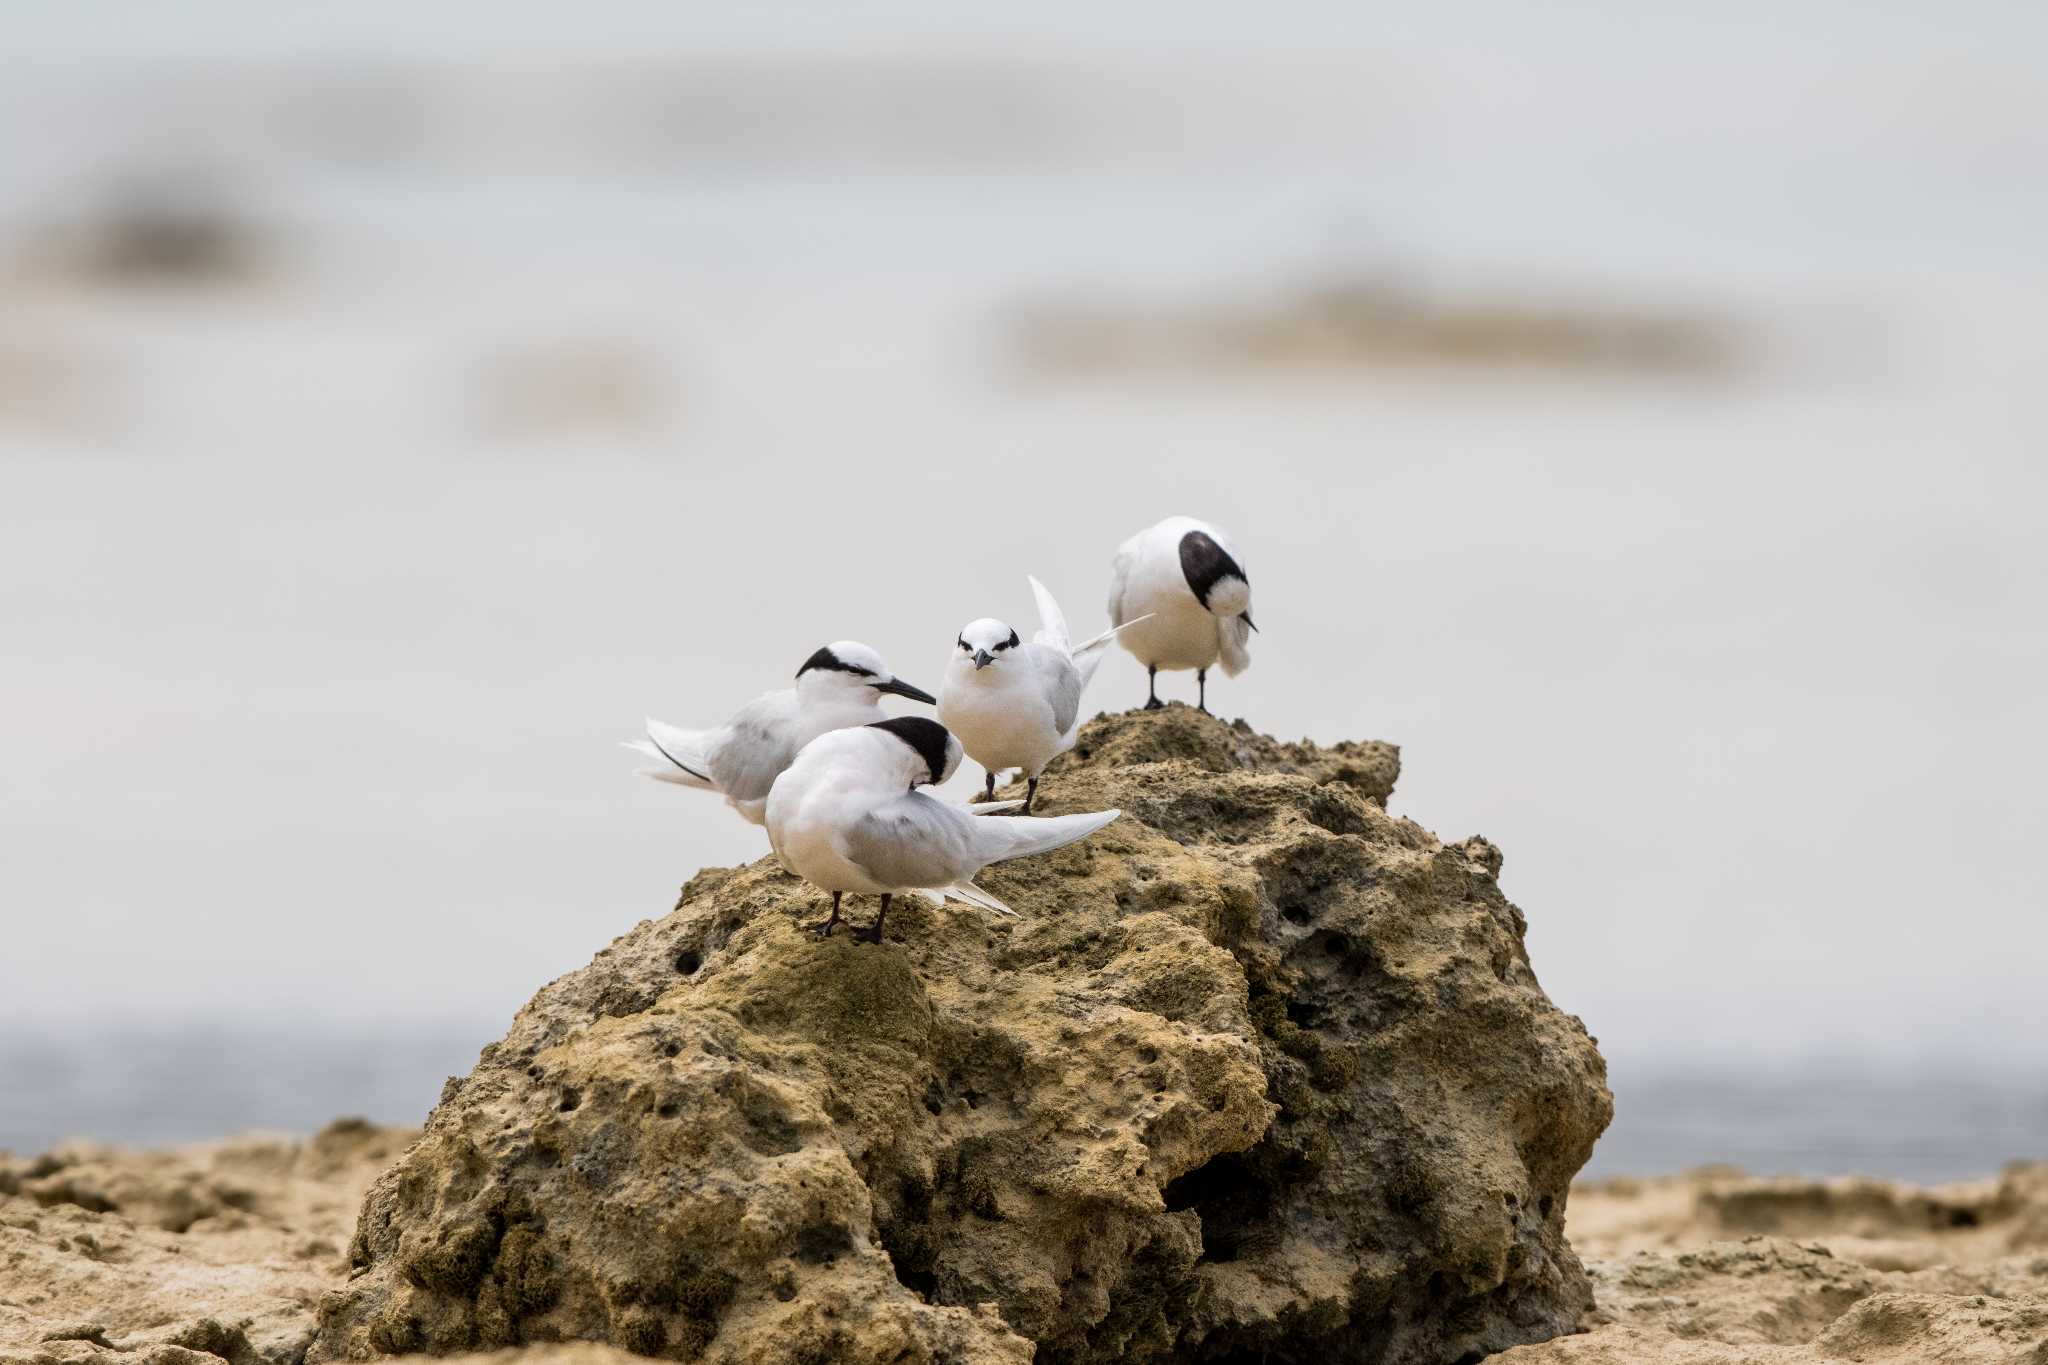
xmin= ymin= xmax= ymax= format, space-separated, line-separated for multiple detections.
xmin=704 ymin=696 xmax=801 ymax=803
xmin=1107 ymin=539 xmax=1137 ymax=628
xmin=842 ymin=793 xmax=983 ymax=891
xmin=1042 ymin=650 xmax=1083 ymax=737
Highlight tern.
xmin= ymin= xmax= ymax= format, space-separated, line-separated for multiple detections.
xmin=765 ymin=716 xmax=1119 ymax=942
xmin=937 ymin=575 xmax=1140 ymax=813
xmin=1107 ymin=516 xmax=1256 ymax=712
xmin=626 ymin=642 xmax=935 ymax=826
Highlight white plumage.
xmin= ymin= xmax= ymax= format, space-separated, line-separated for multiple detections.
xmin=1108 ymin=515 xmax=1256 ymax=712
xmin=937 ymin=575 xmax=1143 ymax=812
xmin=765 ymin=717 xmax=1120 ymax=942
xmin=624 ymin=641 xmax=934 ymax=826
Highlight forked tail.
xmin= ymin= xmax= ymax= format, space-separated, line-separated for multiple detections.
xmin=973 ymin=807 xmax=1120 ymax=864
xmin=927 ymin=880 xmax=1019 ymax=916
xmin=1071 ymin=614 xmax=1153 ymax=691
xmin=625 ymin=718 xmax=717 ymax=789
xmin=1027 ymin=574 xmax=1072 ymax=653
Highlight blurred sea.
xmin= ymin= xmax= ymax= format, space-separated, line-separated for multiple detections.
xmin=2 ymin=8 xmax=2044 ymax=1187
xmin=1 ymin=1026 xmax=2040 ymax=1183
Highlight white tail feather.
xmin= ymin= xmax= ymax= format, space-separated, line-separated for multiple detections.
xmin=625 ymin=739 xmax=717 ymax=789
xmin=1216 ymin=616 xmax=1253 ymax=677
xmin=973 ymin=807 xmax=1120 ymax=864
xmin=1070 ymin=614 xmax=1151 ymax=694
xmin=633 ymin=719 xmax=718 ymax=789
xmin=935 ymin=880 xmax=1018 ymax=916
xmin=1027 ymin=574 xmax=1071 ymax=653
xmin=1072 ymin=614 xmax=1150 ymax=657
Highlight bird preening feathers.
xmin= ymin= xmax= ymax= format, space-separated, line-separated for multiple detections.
xmin=1109 ymin=515 xmax=1256 ymax=712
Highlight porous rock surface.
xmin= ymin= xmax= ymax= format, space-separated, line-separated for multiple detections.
xmin=310 ymin=705 xmax=1612 ymax=1364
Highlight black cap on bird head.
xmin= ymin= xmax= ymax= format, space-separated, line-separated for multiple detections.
xmin=867 ymin=716 xmax=958 ymax=787
xmin=1178 ymin=528 xmax=1255 ymax=627
xmin=797 ymin=641 xmax=937 ymax=703
xmin=797 ymin=643 xmax=877 ymax=679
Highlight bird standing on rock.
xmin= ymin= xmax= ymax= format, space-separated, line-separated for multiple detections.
xmin=1108 ymin=515 xmax=1256 ymax=712
xmin=765 ymin=716 xmax=1120 ymax=943
xmin=937 ymin=575 xmax=1142 ymax=813
xmin=625 ymin=642 xmax=935 ymax=826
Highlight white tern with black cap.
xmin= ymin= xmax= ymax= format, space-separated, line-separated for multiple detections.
xmin=765 ymin=716 xmax=1120 ymax=942
xmin=625 ymin=641 xmax=936 ymax=827
xmin=1108 ymin=515 xmax=1257 ymax=712
xmin=938 ymin=575 xmax=1147 ymax=813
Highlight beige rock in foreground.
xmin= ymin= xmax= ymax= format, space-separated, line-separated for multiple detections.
xmin=312 ymin=705 xmax=1613 ymax=1363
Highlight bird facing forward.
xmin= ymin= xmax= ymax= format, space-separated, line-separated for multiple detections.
xmin=937 ymin=575 xmax=1138 ymax=813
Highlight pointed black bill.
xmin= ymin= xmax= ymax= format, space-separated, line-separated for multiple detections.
xmin=872 ymin=677 xmax=937 ymax=704
xmin=1241 ymin=611 xmax=1259 ymax=633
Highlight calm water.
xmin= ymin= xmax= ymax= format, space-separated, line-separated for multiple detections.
xmin=2 ymin=12 xmax=2044 ymax=1177
xmin=1 ymin=1026 xmax=2038 ymax=1183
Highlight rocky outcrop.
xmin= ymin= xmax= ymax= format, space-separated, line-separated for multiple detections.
xmin=310 ymin=705 xmax=1612 ymax=1364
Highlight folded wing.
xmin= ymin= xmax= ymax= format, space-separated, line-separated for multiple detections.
xmin=841 ymin=792 xmax=988 ymax=892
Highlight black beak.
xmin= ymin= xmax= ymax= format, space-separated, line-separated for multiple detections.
xmin=873 ymin=677 xmax=937 ymax=704
xmin=973 ymin=650 xmax=994 ymax=669
xmin=1241 ymin=611 xmax=1259 ymax=633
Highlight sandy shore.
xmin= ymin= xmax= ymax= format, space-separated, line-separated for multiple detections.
xmin=1506 ymin=1165 xmax=2048 ymax=1363
xmin=4 ymin=1124 xmax=2045 ymax=1364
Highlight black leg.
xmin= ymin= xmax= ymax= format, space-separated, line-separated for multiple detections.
xmin=1023 ymin=777 xmax=1038 ymax=814
xmin=983 ymin=770 xmax=996 ymax=803
xmin=811 ymin=891 xmax=843 ymax=938
xmin=1197 ymin=668 xmax=1208 ymax=714
xmin=1144 ymin=665 xmax=1163 ymax=710
xmin=858 ymin=894 xmax=893 ymax=944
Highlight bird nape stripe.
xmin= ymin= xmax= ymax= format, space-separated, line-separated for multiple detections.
xmin=867 ymin=716 xmax=953 ymax=787
xmin=797 ymin=646 xmax=876 ymax=679
xmin=1178 ymin=530 xmax=1249 ymax=608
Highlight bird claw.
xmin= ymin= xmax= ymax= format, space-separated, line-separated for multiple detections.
xmin=855 ymin=924 xmax=885 ymax=945
xmin=1143 ymin=697 xmax=1165 ymax=711
xmin=810 ymin=915 xmax=841 ymax=939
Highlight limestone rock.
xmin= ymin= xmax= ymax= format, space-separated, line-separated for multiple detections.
xmin=312 ymin=705 xmax=1611 ymax=1364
